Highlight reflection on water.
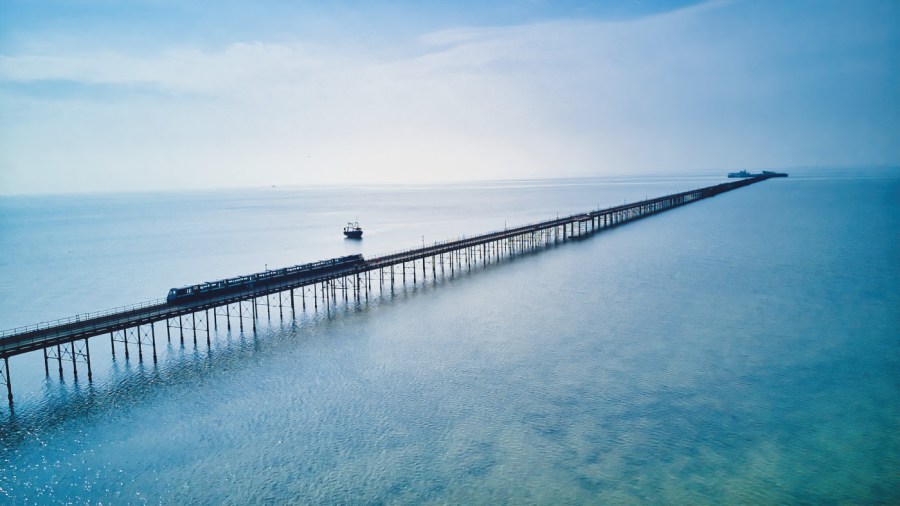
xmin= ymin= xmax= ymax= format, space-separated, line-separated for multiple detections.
xmin=1 ymin=172 xmax=898 ymax=503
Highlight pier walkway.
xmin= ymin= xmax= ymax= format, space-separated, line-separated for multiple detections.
xmin=0 ymin=174 xmax=782 ymax=402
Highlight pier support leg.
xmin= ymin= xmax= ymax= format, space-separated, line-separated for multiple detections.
xmin=71 ymin=341 xmax=78 ymax=378
xmin=85 ymin=338 xmax=92 ymax=381
xmin=56 ymin=344 xmax=63 ymax=376
xmin=43 ymin=348 xmax=49 ymax=376
xmin=123 ymin=330 xmax=130 ymax=359
xmin=151 ymin=324 xmax=157 ymax=363
xmin=137 ymin=326 xmax=143 ymax=361
xmin=291 ymin=289 xmax=296 ymax=318
xmin=3 ymin=357 xmax=11 ymax=404
xmin=110 ymin=331 xmax=115 ymax=357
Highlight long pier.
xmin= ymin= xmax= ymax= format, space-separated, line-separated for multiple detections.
xmin=0 ymin=174 xmax=782 ymax=403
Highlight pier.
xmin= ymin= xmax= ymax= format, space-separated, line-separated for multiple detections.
xmin=0 ymin=174 xmax=782 ymax=403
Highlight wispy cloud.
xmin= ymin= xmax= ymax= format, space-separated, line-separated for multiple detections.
xmin=0 ymin=0 xmax=897 ymax=194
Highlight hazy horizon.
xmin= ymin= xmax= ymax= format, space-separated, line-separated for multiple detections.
xmin=3 ymin=165 xmax=898 ymax=198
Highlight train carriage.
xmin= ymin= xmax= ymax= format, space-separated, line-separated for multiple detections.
xmin=166 ymin=254 xmax=365 ymax=303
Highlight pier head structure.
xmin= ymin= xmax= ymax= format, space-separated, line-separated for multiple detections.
xmin=0 ymin=174 xmax=785 ymax=403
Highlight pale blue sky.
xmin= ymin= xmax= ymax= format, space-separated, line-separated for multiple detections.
xmin=1 ymin=0 xmax=897 ymax=194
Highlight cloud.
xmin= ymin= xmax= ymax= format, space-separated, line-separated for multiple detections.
xmin=0 ymin=0 xmax=897 ymax=194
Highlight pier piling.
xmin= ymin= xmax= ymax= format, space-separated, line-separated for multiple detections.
xmin=0 ymin=174 xmax=784 ymax=404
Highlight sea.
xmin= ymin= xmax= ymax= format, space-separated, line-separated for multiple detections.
xmin=0 ymin=170 xmax=897 ymax=504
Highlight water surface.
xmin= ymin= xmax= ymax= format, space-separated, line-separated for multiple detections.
xmin=0 ymin=172 xmax=897 ymax=503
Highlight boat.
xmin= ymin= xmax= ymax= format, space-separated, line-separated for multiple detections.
xmin=343 ymin=221 xmax=363 ymax=239
xmin=727 ymin=170 xmax=753 ymax=178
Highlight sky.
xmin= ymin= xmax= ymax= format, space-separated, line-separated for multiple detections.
xmin=0 ymin=0 xmax=898 ymax=195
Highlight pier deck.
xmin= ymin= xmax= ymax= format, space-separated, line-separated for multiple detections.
xmin=0 ymin=174 xmax=781 ymax=402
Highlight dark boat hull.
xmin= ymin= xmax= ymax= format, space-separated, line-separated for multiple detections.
xmin=343 ymin=230 xmax=363 ymax=239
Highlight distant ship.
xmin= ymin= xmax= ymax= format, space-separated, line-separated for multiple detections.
xmin=343 ymin=221 xmax=363 ymax=239
xmin=728 ymin=170 xmax=788 ymax=178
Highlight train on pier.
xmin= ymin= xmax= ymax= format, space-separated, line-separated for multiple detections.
xmin=166 ymin=255 xmax=366 ymax=303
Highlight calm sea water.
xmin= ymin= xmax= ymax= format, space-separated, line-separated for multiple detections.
xmin=0 ymin=172 xmax=897 ymax=504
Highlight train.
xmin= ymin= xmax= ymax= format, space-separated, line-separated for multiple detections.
xmin=166 ymin=254 xmax=366 ymax=304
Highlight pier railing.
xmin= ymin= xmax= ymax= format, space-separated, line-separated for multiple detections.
xmin=0 ymin=176 xmax=770 ymax=344
xmin=0 ymin=298 xmax=167 ymax=340
xmin=0 ymin=173 xmax=785 ymax=403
